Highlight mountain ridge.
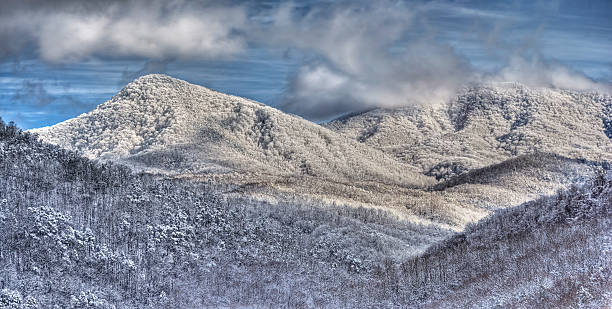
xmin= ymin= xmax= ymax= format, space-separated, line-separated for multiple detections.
xmin=30 ymin=75 xmax=608 ymax=229
xmin=4 ymin=117 xmax=610 ymax=308
xmin=325 ymin=83 xmax=612 ymax=179
xmin=32 ymin=74 xmax=432 ymax=187
xmin=5 ymin=76 xmax=611 ymax=307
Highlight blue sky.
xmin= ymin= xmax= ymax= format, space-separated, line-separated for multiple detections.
xmin=1 ymin=0 xmax=611 ymax=129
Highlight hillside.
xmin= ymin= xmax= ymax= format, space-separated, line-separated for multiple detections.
xmin=215 ymin=152 xmax=601 ymax=230
xmin=0 ymin=119 xmax=450 ymax=308
xmin=326 ymin=83 xmax=612 ymax=179
xmin=30 ymin=77 xmax=606 ymax=232
xmin=1 ymin=119 xmax=609 ymax=308
xmin=405 ymin=170 xmax=612 ymax=308
xmin=32 ymin=74 xmax=430 ymax=187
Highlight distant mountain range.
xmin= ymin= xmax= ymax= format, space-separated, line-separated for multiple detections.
xmin=325 ymin=83 xmax=612 ymax=179
xmin=34 ymin=76 xmax=612 ymax=182
xmin=32 ymin=74 xmax=429 ymax=188
xmin=32 ymin=75 xmax=611 ymax=230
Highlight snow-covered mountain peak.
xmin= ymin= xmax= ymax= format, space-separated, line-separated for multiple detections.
xmin=114 ymin=74 xmax=198 ymax=100
xmin=102 ymin=74 xmax=230 ymax=110
xmin=32 ymin=75 xmax=431 ymax=186
xmin=122 ymin=73 xmax=206 ymax=93
xmin=133 ymin=73 xmax=180 ymax=83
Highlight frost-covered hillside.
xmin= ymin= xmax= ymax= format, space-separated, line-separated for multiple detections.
xmin=2 ymin=120 xmax=609 ymax=308
xmin=326 ymin=83 xmax=612 ymax=179
xmin=33 ymin=74 xmax=430 ymax=187
xmin=5 ymin=75 xmax=612 ymax=307
xmin=31 ymin=77 xmax=607 ymax=231
xmin=1 ymin=119 xmax=450 ymax=308
xmin=406 ymin=171 xmax=612 ymax=308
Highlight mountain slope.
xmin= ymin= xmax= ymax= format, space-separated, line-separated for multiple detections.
xmin=405 ymin=171 xmax=612 ymax=308
xmin=1 ymin=118 xmax=450 ymax=308
xmin=326 ymin=83 xmax=612 ymax=179
xmin=4 ymin=116 xmax=610 ymax=308
xmin=31 ymin=77 xmax=605 ymax=231
xmin=33 ymin=74 xmax=430 ymax=187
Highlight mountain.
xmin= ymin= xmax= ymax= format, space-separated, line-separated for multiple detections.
xmin=1 ymin=120 xmax=609 ymax=308
xmin=32 ymin=74 xmax=430 ymax=188
xmin=325 ymin=83 xmax=612 ymax=179
xmin=31 ymin=77 xmax=606 ymax=232
xmin=4 ymin=76 xmax=612 ymax=307
xmin=0 ymin=118 xmax=450 ymax=308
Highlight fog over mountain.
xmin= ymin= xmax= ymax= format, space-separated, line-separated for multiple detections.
xmin=2 ymin=0 xmax=611 ymax=128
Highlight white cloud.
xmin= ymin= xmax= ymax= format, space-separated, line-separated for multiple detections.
xmin=267 ymin=2 xmax=476 ymax=119
xmin=493 ymin=55 xmax=609 ymax=92
xmin=1 ymin=0 xmax=609 ymax=121
xmin=3 ymin=0 xmax=248 ymax=62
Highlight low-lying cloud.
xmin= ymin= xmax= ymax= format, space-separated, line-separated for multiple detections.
xmin=271 ymin=2 xmax=610 ymax=120
xmin=493 ymin=55 xmax=607 ymax=92
xmin=266 ymin=2 xmax=477 ymax=119
xmin=11 ymin=80 xmax=55 ymax=107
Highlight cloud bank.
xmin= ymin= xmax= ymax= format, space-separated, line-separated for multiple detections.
xmin=493 ymin=55 xmax=607 ymax=92
xmin=1 ymin=0 xmax=609 ymax=121
xmin=0 ymin=0 xmax=248 ymax=62
xmin=266 ymin=2 xmax=477 ymax=119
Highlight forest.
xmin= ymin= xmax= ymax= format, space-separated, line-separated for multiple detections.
xmin=1 ymin=116 xmax=611 ymax=308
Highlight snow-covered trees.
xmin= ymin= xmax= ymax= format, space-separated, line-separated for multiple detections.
xmin=2 ymin=103 xmax=611 ymax=308
xmin=69 ymin=291 xmax=115 ymax=309
xmin=0 ymin=289 xmax=37 ymax=309
xmin=32 ymin=74 xmax=431 ymax=187
xmin=326 ymin=83 xmax=612 ymax=173
xmin=398 ymin=170 xmax=612 ymax=308
xmin=0 ymin=119 xmax=449 ymax=307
